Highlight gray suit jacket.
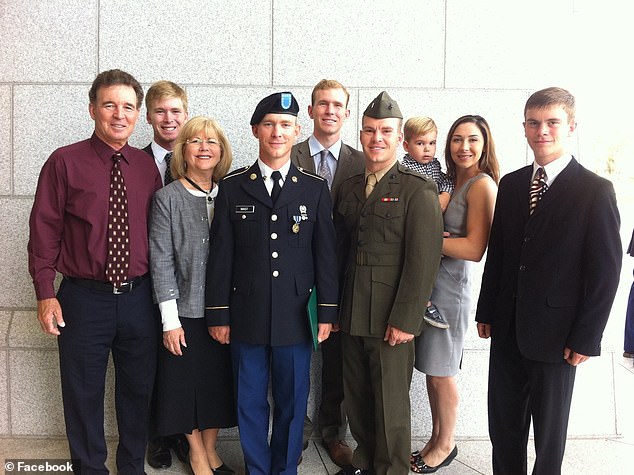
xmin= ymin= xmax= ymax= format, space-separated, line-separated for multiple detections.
xmin=291 ymin=139 xmax=365 ymax=207
xmin=149 ymin=180 xmax=211 ymax=318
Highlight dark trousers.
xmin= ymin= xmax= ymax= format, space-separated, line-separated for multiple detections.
xmin=231 ymin=341 xmax=312 ymax=475
xmin=342 ymin=332 xmax=414 ymax=475
xmin=57 ymin=278 xmax=157 ymax=475
xmin=624 ymin=270 xmax=634 ymax=353
xmin=318 ymin=330 xmax=347 ymax=442
xmin=488 ymin=332 xmax=576 ymax=475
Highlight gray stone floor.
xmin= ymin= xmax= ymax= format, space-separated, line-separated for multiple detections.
xmin=2 ymin=354 xmax=634 ymax=475
xmin=1 ymin=357 xmax=633 ymax=474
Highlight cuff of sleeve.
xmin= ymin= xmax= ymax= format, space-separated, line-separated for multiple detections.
xmin=34 ymin=280 xmax=56 ymax=300
xmin=159 ymin=299 xmax=181 ymax=332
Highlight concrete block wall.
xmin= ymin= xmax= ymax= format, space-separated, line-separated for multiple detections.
xmin=1 ymin=0 xmax=632 ymax=441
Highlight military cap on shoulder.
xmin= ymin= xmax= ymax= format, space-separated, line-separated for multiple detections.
xmin=250 ymin=91 xmax=299 ymax=125
xmin=363 ymin=91 xmax=403 ymax=119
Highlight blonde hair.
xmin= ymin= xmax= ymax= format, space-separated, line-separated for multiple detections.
xmin=170 ymin=116 xmax=233 ymax=183
xmin=145 ymin=80 xmax=188 ymax=113
xmin=404 ymin=117 xmax=437 ymax=142
xmin=311 ymin=79 xmax=350 ymax=107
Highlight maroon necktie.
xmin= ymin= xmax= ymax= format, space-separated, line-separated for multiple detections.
xmin=105 ymin=153 xmax=130 ymax=288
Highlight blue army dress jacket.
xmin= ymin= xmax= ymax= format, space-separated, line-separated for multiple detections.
xmin=335 ymin=161 xmax=443 ymax=338
xmin=205 ymin=161 xmax=339 ymax=346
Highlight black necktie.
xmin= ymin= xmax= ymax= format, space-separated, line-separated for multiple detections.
xmin=271 ymin=171 xmax=282 ymax=203
xmin=164 ymin=152 xmax=174 ymax=185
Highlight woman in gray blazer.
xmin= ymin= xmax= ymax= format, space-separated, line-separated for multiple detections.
xmin=149 ymin=116 xmax=236 ymax=475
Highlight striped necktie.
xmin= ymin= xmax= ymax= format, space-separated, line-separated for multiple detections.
xmin=529 ymin=167 xmax=548 ymax=214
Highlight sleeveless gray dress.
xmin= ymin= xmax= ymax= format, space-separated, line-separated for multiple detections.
xmin=414 ymin=173 xmax=489 ymax=377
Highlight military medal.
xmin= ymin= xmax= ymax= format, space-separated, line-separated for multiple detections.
xmin=299 ymin=205 xmax=308 ymax=221
xmin=292 ymin=216 xmax=301 ymax=233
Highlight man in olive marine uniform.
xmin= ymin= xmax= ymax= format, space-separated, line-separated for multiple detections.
xmin=334 ymin=91 xmax=443 ymax=475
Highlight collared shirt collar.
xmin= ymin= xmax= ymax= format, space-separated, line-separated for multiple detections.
xmin=90 ymin=133 xmax=132 ymax=164
xmin=258 ymin=158 xmax=291 ymax=181
xmin=308 ymin=135 xmax=342 ymax=161
xmin=533 ymin=154 xmax=572 ymax=187
xmin=151 ymin=141 xmax=171 ymax=163
xmin=365 ymin=158 xmax=398 ymax=183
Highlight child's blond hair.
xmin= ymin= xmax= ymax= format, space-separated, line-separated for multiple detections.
xmin=404 ymin=116 xmax=437 ymax=142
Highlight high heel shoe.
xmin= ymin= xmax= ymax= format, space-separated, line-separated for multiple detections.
xmin=411 ymin=446 xmax=457 ymax=474
xmin=411 ymin=450 xmax=424 ymax=465
xmin=212 ymin=462 xmax=235 ymax=474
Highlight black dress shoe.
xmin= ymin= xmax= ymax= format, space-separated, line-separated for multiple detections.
xmin=335 ymin=467 xmax=369 ymax=475
xmin=147 ymin=437 xmax=172 ymax=468
xmin=411 ymin=446 xmax=457 ymax=474
xmin=171 ymin=434 xmax=190 ymax=463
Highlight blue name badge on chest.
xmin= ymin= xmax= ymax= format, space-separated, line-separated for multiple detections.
xmin=235 ymin=205 xmax=255 ymax=213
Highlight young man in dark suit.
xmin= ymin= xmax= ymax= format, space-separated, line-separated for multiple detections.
xmin=290 ymin=79 xmax=364 ymax=467
xmin=143 ymin=80 xmax=190 ymax=468
xmin=206 ymin=92 xmax=339 ymax=475
xmin=475 ymin=87 xmax=622 ymax=475
xmin=144 ymin=80 xmax=189 ymax=185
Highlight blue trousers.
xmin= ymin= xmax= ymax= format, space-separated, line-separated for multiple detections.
xmin=625 ymin=270 xmax=634 ymax=353
xmin=231 ymin=341 xmax=311 ymax=475
xmin=57 ymin=278 xmax=157 ymax=475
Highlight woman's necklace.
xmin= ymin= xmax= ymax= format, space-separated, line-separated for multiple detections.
xmin=183 ymin=176 xmax=215 ymax=203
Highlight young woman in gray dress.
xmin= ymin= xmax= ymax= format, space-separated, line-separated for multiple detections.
xmin=411 ymin=115 xmax=499 ymax=473
xmin=149 ymin=116 xmax=236 ymax=475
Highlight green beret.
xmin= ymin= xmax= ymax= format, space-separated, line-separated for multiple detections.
xmin=363 ymin=91 xmax=403 ymax=119
xmin=250 ymin=92 xmax=299 ymax=125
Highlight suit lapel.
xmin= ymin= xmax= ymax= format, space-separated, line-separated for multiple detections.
xmin=364 ymin=163 xmax=400 ymax=207
xmin=528 ymin=158 xmax=579 ymax=220
xmin=274 ymin=163 xmax=305 ymax=210
xmin=295 ymin=141 xmax=316 ymax=173
xmin=240 ymin=163 xmax=273 ymax=207
xmin=333 ymin=144 xmax=356 ymax=193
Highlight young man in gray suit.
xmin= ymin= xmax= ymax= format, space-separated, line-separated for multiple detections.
xmin=476 ymin=87 xmax=622 ymax=475
xmin=290 ymin=79 xmax=364 ymax=467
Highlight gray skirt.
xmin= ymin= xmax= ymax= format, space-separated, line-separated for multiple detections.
xmin=414 ymin=257 xmax=473 ymax=377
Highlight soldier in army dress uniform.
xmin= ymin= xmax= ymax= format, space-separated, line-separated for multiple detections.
xmin=205 ymin=92 xmax=339 ymax=475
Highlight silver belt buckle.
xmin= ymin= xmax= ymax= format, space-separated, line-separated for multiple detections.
xmin=113 ymin=281 xmax=132 ymax=295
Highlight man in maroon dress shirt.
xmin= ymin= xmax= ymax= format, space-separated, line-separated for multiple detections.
xmin=28 ymin=69 xmax=162 ymax=475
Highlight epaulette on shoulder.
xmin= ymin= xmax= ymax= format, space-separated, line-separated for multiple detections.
xmin=223 ymin=165 xmax=251 ymax=180
xmin=399 ymin=162 xmax=429 ymax=181
xmin=297 ymin=167 xmax=324 ymax=181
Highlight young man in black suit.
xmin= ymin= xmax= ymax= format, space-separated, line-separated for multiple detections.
xmin=143 ymin=80 xmax=190 ymax=468
xmin=475 ymin=87 xmax=622 ymax=475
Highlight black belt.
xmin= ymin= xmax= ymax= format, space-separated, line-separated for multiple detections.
xmin=65 ymin=274 xmax=149 ymax=295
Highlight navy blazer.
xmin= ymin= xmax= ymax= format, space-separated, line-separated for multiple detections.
xmin=205 ymin=161 xmax=339 ymax=346
xmin=476 ymin=158 xmax=622 ymax=362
